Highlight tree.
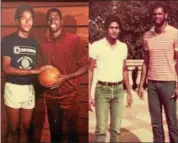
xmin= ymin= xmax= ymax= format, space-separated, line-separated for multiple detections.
xmin=89 ymin=1 xmax=178 ymax=59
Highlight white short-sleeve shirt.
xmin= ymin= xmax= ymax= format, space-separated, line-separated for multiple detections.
xmin=89 ymin=38 xmax=128 ymax=82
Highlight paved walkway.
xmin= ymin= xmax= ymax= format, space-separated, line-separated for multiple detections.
xmin=89 ymin=90 xmax=178 ymax=142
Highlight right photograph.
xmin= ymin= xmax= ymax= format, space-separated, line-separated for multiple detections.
xmin=89 ymin=1 xmax=178 ymax=143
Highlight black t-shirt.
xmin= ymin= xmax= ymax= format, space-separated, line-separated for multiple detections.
xmin=2 ymin=32 xmax=38 ymax=85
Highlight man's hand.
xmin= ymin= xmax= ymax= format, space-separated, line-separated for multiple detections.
xmin=50 ymin=75 xmax=69 ymax=90
xmin=56 ymin=75 xmax=68 ymax=85
xmin=50 ymin=83 xmax=60 ymax=90
xmin=126 ymin=94 xmax=132 ymax=107
xmin=171 ymin=87 xmax=178 ymax=101
xmin=137 ymin=86 xmax=144 ymax=100
xmin=33 ymin=65 xmax=53 ymax=74
xmin=89 ymin=96 xmax=95 ymax=112
xmin=40 ymin=65 xmax=53 ymax=71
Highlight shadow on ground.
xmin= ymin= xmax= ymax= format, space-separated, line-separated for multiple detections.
xmin=89 ymin=128 xmax=141 ymax=142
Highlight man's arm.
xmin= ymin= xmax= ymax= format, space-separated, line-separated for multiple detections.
xmin=175 ymin=51 xmax=178 ymax=80
xmin=138 ymin=50 xmax=149 ymax=99
xmin=89 ymin=58 xmax=96 ymax=111
xmin=139 ymin=51 xmax=149 ymax=88
xmin=3 ymin=56 xmax=41 ymax=75
xmin=54 ymin=37 xmax=88 ymax=85
xmin=89 ymin=58 xmax=96 ymax=97
xmin=123 ymin=60 xmax=132 ymax=106
xmin=66 ymin=65 xmax=88 ymax=80
xmin=67 ymin=36 xmax=88 ymax=79
xmin=171 ymin=48 xmax=178 ymax=99
xmin=174 ymin=31 xmax=178 ymax=81
xmin=123 ymin=60 xmax=132 ymax=94
xmin=50 ymin=64 xmax=88 ymax=89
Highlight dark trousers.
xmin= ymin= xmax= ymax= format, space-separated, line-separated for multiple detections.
xmin=46 ymin=98 xmax=79 ymax=143
xmin=147 ymin=80 xmax=178 ymax=143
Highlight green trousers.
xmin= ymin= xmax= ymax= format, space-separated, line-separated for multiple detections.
xmin=94 ymin=82 xmax=124 ymax=142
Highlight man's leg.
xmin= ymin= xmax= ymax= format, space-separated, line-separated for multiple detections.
xmin=20 ymin=109 xmax=33 ymax=143
xmin=110 ymin=84 xmax=124 ymax=143
xmin=46 ymin=98 xmax=64 ymax=142
xmin=158 ymin=81 xmax=178 ymax=143
xmin=5 ymin=106 xmax=20 ymax=143
xmin=95 ymin=83 xmax=110 ymax=142
xmin=4 ymin=83 xmax=22 ymax=143
xmin=20 ymin=85 xmax=35 ymax=143
xmin=65 ymin=103 xmax=80 ymax=143
xmin=147 ymin=80 xmax=165 ymax=143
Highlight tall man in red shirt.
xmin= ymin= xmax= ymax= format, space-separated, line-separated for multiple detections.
xmin=138 ymin=3 xmax=178 ymax=143
xmin=39 ymin=8 xmax=88 ymax=143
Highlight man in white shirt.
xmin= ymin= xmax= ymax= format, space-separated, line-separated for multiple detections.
xmin=89 ymin=15 xmax=132 ymax=142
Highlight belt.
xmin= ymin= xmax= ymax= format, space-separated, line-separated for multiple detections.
xmin=98 ymin=81 xmax=122 ymax=86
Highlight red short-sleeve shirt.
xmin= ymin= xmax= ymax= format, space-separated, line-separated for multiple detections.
xmin=39 ymin=31 xmax=88 ymax=106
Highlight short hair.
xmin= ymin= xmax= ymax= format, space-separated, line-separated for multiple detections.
xmin=104 ymin=15 xmax=123 ymax=31
xmin=151 ymin=2 xmax=168 ymax=15
xmin=46 ymin=8 xmax=62 ymax=20
xmin=15 ymin=4 xmax=34 ymax=20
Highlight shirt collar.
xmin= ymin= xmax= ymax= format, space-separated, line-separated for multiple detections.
xmin=104 ymin=37 xmax=120 ymax=47
xmin=150 ymin=23 xmax=170 ymax=33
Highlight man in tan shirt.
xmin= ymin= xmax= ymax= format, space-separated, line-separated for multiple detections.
xmin=138 ymin=3 xmax=178 ymax=143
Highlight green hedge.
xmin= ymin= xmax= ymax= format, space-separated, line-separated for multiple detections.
xmin=89 ymin=1 xmax=178 ymax=59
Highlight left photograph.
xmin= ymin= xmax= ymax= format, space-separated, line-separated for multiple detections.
xmin=1 ymin=2 xmax=88 ymax=143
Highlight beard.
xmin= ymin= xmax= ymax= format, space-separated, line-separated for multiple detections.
xmin=154 ymin=19 xmax=166 ymax=27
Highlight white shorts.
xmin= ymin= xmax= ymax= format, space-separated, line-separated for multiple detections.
xmin=4 ymin=82 xmax=35 ymax=109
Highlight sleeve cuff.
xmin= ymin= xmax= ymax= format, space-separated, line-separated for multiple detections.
xmin=89 ymin=55 xmax=97 ymax=60
xmin=175 ymin=48 xmax=178 ymax=51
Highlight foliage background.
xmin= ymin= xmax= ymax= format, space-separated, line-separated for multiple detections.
xmin=89 ymin=1 xmax=178 ymax=59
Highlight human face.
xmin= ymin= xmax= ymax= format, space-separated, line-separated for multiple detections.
xmin=107 ymin=22 xmax=120 ymax=40
xmin=152 ymin=7 xmax=167 ymax=26
xmin=47 ymin=11 xmax=62 ymax=33
xmin=17 ymin=10 xmax=33 ymax=33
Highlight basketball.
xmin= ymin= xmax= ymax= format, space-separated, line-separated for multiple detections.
xmin=39 ymin=66 xmax=60 ymax=88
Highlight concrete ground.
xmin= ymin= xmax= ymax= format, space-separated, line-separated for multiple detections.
xmin=89 ymin=90 xmax=178 ymax=142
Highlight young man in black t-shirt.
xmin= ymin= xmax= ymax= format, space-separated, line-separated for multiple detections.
xmin=2 ymin=4 xmax=47 ymax=143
